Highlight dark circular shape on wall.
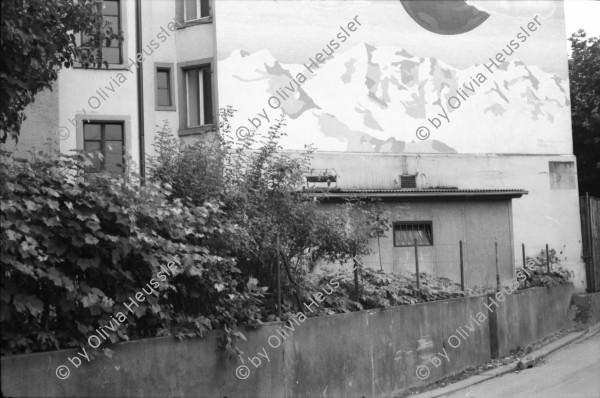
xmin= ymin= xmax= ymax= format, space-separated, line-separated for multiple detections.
xmin=400 ymin=0 xmax=490 ymax=35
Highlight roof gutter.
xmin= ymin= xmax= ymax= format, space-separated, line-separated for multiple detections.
xmin=135 ymin=0 xmax=145 ymax=183
xmin=307 ymin=190 xmax=528 ymax=200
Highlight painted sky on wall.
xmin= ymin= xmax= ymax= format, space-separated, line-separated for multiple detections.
xmin=216 ymin=0 xmax=568 ymax=78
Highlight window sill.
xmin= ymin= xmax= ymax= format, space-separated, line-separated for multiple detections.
xmin=84 ymin=170 xmax=125 ymax=178
xmin=156 ymin=105 xmax=177 ymax=112
xmin=72 ymin=64 xmax=131 ymax=71
xmin=393 ymin=245 xmax=434 ymax=248
xmin=177 ymin=16 xmax=213 ymax=29
xmin=178 ymin=125 xmax=215 ymax=136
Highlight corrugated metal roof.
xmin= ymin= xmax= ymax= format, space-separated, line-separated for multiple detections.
xmin=303 ymin=188 xmax=528 ymax=198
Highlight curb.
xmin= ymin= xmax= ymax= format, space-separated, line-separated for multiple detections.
xmin=409 ymin=325 xmax=600 ymax=398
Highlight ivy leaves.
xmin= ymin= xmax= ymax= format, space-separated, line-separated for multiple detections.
xmin=1 ymin=150 xmax=246 ymax=355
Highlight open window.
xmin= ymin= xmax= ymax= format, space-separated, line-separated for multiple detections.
xmin=178 ymin=60 xmax=214 ymax=134
xmin=177 ymin=0 xmax=212 ymax=27
xmin=184 ymin=0 xmax=210 ymax=21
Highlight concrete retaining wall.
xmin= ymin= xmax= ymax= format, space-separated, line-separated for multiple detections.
xmin=1 ymin=285 xmax=574 ymax=398
xmin=570 ymin=292 xmax=600 ymax=328
xmin=490 ymin=284 xmax=574 ymax=358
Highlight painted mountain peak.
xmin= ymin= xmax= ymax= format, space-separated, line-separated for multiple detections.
xmin=218 ymin=42 xmax=570 ymax=154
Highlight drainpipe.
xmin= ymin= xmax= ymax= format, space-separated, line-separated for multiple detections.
xmin=135 ymin=0 xmax=146 ymax=183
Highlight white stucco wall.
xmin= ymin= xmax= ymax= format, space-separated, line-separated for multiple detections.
xmin=58 ymin=0 xmax=139 ymax=166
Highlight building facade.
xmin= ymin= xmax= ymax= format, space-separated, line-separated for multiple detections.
xmin=13 ymin=0 xmax=586 ymax=290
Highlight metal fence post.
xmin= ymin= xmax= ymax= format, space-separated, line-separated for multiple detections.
xmin=353 ymin=254 xmax=360 ymax=301
xmin=414 ymin=239 xmax=420 ymax=290
xmin=460 ymin=240 xmax=465 ymax=291
xmin=546 ymin=243 xmax=551 ymax=273
xmin=276 ymin=234 xmax=281 ymax=319
xmin=522 ymin=243 xmax=526 ymax=269
xmin=495 ymin=241 xmax=500 ymax=292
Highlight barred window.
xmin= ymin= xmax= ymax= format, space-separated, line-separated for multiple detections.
xmin=393 ymin=222 xmax=433 ymax=247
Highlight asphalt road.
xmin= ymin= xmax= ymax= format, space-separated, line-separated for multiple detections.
xmin=442 ymin=331 xmax=600 ymax=398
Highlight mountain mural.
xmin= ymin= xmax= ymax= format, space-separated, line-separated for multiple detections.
xmin=218 ymin=42 xmax=570 ymax=154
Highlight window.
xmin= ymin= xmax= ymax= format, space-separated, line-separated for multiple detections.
xmin=83 ymin=122 xmax=125 ymax=173
xmin=157 ymin=69 xmax=171 ymax=106
xmin=393 ymin=222 xmax=433 ymax=247
xmin=183 ymin=0 xmax=210 ymax=22
xmin=155 ymin=64 xmax=175 ymax=111
xmin=81 ymin=0 xmax=122 ymax=64
xmin=178 ymin=60 xmax=214 ymax=134
xmin=184 ymin=65 xmax=213 ymax=127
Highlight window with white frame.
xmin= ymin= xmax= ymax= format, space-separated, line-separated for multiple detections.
xmin=183 ymin=0 xmax=210 ymax=22
xmin=184 ymin=66 xmax=212 ymax=127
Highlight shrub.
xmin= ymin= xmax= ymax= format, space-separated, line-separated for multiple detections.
xmin=518 ymin=248 xmax=573 ymax=289
xmin=262 ymin=267 xmax=487 ymax=320
xmin=147 ymin=110 xmax=390 ymax=312
xmin=0 ymin=148 xmax=260 ymax=355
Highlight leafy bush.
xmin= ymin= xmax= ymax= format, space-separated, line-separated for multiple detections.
xmin=518 ymin=248 xmax=573 ymax=289
xmin=147 ymin=110 xmax=390 ymax=307
xmin=0 ymin=148 xmax=261 ymax=355
xmin=1 ymin=111 xmax=391 ymax=356
xmin=262 ymin=267 xmax=488 ymax=321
